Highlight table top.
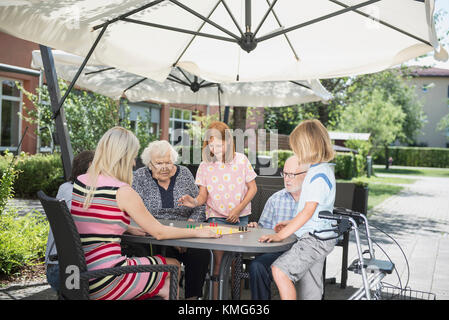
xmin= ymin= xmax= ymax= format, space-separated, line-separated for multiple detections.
xmin=123 ymin=219 xmax=297 ymax=253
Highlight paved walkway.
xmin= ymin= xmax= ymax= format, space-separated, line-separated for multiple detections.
xmin=1 ymin=173 xmax=448 ymax=300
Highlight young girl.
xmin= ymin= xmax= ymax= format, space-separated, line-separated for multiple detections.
xmin=179 ymin=121 xmax=258 ymax=296
xmin=259 ymin=119 xmax=337 ymax=300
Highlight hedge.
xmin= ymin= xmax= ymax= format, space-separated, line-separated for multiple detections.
xmin=178 ymin=147 xmax=365 ymax=179
xmin=0 ymin=148 xmax=366 ymax=200
xmin=0 ymin=152 xmax=64 ymax=199
xmin=372 ymin=146 xmax=449 ymax=168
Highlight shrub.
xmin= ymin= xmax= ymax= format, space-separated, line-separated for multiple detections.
xmin=0 ymin=153 xmax=64 ymax=199
xmin=372 ymin=146 xmax=449 ymax=168
xmin=0 ymin=151 xmax=20 ymax=213
xmin=0 ymin=208 xmax=49 ymax=275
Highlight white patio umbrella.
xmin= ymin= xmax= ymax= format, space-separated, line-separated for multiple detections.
xmin=0 ymin=0 xmax=447 ymax=83
xmin=31 ymin=50 xmax=333 ymax=106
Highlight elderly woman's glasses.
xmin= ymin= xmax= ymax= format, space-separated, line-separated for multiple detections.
xmin=151 ymin=161 xmax=173 ymax=170
xmin=280 ymin=170 xmax=307 ymax=179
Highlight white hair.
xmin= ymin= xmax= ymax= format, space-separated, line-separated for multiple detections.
xmin=141 ymin=140 xmax=179 ymax=166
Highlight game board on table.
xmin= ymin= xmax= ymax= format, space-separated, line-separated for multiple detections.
xmin=184 ymin=222 xmax=249 ymax=235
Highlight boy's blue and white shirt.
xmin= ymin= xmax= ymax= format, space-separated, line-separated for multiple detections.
xmin=294 ymin=162 xmax=336 ymax=238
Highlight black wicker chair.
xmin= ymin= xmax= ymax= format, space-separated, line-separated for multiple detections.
xmin=38 ymin=190 xmax=179 ymax=300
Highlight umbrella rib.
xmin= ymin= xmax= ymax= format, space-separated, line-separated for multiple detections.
xmin=289 ymin=81 xmax=311 ymax=90
xmin=262 ymin=0 xmax=299 ymax=61
xmin=93 ymin=0 xmax=165 ymax=30
xmin=201 ymin=82 xmax=219 ymax=88
xmin=167 ymin=76 xmax=189 ymax=86
xmin=121 ymin=18 xmax=237 ymax=43
xmin=176 ymin=67 xmax=193 ymax=84
xmin=52 ymin=24 xmax=108 ymax=120
xmin=253 ymin=0 xmax=278 ymax=38
xmin=167 ymin=73 xmax=191 ymax=86
xmin=221 ymin=0 xmax=244 ymax=37
xmin=124 ymin=77 xmax=147 ymax=93
xmin=172 ymin=0 xmax=222 ymax=67
xmin=328 ymin=0 xmax=432 ymax=46
xmin=256 ymin=0 xmax=381 ymax=43
xmin=168 ymin=0 xmax=241 ymax=41
xmin=85 ymin=67 xmax=115 ymax=76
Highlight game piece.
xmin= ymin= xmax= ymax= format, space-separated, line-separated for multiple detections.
xmin=169 ymin=222 xmax=173 ymax=227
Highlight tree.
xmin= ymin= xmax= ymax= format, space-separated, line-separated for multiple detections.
xmin=17 ymin=79 xmax=156 ymax=155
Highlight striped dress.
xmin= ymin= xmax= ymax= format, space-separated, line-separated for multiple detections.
xmin=71 ymin=173 xmax=167 ymax=300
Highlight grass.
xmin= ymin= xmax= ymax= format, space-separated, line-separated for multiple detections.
xmin=373 ymin=165 xmax=449 ymax=178
xmin=366 ymin=183 xmax=404 ymax=211
xmin=354 ymin=175 xmax=416 ymax=185
xmin=338 ymin=174 xmax=412 ymax=212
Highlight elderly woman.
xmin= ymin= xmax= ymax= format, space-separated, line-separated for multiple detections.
xmin=132 ymin=140 xmax=210 ymax=300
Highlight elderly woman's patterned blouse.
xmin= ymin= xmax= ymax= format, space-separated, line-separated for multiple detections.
xmin=132 ymin=165 xmax=206 ymax=222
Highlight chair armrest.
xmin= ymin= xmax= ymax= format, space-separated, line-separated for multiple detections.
xmin=80 ymin=264 xmax=179 ymax=300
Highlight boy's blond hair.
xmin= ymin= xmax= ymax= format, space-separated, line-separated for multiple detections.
xmin=289 ymin=119 xmax=335 ymax=165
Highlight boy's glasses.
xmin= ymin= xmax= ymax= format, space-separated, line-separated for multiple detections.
xmin=280 ymin=170 xmax=308 ymax=179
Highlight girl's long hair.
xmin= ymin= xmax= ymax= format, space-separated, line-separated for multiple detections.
xmin=83 ymin=126 xmax=140 ymax=209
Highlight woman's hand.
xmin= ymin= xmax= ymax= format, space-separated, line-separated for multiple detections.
xmin=248 ymin=222 xmax=258 ymax=228
xmin=258 ymin=233 xmax=282 ymax=243
xmin=126 ymin=225 xmax=147 ymax=236
xmin=178 ymin=195 xmax=197 ymax=208
xmin=226 ymin=208 xmax=240 ymax=224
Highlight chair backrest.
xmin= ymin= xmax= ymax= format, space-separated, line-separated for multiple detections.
xmin=250 ymin=176 xmax=284 ymax=223
xmin=37 ymin=190 xmax=90 ymax=300
xmin=335 ymin=182 xmax=356 ymax=209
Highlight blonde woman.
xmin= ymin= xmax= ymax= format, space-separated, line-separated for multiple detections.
xmin=259 ymin=119 xmax=337 ymax=300
xmin=179 ymin=121 xmax=258 ymax=299
xmin=70 ymin=126 xmax=219 ymax=300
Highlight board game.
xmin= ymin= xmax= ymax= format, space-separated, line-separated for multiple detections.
xmin=184 ymin=222 xmax=250 ymax=235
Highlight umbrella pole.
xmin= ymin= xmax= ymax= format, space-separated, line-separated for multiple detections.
xmin=39 ymin=45 xmax=73 ymax=179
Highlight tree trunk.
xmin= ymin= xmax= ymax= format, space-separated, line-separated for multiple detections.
xmin=318 ymin=103 xmax=329 ymax=126
xmin=233 ymin=106 xmax=247 ymax=130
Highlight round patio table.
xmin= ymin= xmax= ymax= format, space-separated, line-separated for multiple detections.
xmin=122 ymin=219 xmax=297 ymax=300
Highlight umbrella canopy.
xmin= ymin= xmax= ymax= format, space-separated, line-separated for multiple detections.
xmin=31 ymin=50 xmax=333 ymax=106
xmin=1 ymin=0 xmax=447 ymax=83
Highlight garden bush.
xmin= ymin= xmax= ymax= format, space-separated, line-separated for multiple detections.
xmin=372 ymin=146 xmax=449 ymax=168
xmin=0 ymin=208 xmax=49 ymax=275
xmin=0 ymin=152 xmax=64 ymax=199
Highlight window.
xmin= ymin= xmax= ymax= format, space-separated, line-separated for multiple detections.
xmin=121 ymin=100 xmax=161 ymax=137
xmin=0 ymin=78 xmax=22 ymax=151
xmin=169 ymin=108 xmax=193 ymax=145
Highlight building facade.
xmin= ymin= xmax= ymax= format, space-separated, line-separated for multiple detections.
xmin=408 ymin=67 xmax=449 ymax=148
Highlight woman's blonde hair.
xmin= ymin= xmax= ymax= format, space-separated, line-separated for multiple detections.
xmin=289 ymin=119 xmax=335 ymax=165
xmin=83 ymin=126 xmax=140 ymax=208
xmin=202 ymin=121 xmax=235 ymax=163
xmin=141 ymin=140 xmax=179 ymax=167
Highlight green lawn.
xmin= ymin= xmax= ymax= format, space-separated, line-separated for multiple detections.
xmin=373 ymin=165 xmax=449 ymax=178
xmin=366 ymin=183 xmax=403 ymax=211
xmin=341 ymin=165 xmax=449 ymax=212
xmin=338 ymin=174 xmax=413 ymax=212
